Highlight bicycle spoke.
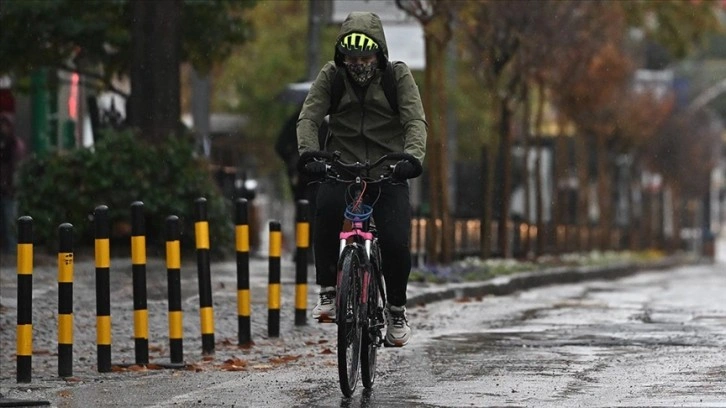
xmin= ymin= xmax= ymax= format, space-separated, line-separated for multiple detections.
xmin=338 ymin=248 xmax=362 ymax=397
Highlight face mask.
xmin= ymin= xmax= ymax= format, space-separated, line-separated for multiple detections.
xmin=345 ymin=61 xmax=377 ymax=86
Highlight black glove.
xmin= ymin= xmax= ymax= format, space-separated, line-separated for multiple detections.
xmin=298 ymin=150 xmax=332 ymax=173
xmin=303 ymin=161 xmax=327 ymax=177
xmin=392 ymin=160 xmax=421 ymax=180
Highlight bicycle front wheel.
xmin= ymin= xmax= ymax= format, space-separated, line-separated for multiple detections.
xmin=337 ymin=248 xmax=363 ymax=397
xmin=361 ymin=241 xmax=383 ymax=388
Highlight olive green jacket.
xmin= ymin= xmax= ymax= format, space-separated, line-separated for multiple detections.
xmin=297 ymin=12 xmax=427 ymax=173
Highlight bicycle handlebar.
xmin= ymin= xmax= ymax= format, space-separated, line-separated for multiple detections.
xmin=300 ymin=150 xmax=422 ymax=182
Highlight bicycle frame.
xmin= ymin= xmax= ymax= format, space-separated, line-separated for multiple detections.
xmin=337 ymin=180 xmax=376 ymax=308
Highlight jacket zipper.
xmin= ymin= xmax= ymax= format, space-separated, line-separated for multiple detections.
xmin=359 ymin=85 xmax=369 ymax=177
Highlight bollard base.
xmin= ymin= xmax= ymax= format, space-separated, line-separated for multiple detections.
xmin=295 ymin=309 xmax=307 ymax=326
xmin=153 ymin=362 xmax=188 ymax=370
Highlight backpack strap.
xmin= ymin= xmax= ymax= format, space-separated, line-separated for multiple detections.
xmin=328 ymin=67 xmax=346 ymax=116
xmin=328 ymin=61 xmax=399 ymax=115
xmin=381 ymin=61 xmax=399 ymax=113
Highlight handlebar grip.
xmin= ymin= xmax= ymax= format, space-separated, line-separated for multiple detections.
xmin=384 ymin=152 xmax=422 ymax=176
xmin=298 ymin=150 xmax=335 ymax=173
xmin=383 ymin=152 xmax=416 ymax=162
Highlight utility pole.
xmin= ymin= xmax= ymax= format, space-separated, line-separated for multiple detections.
xmin=31 ymin=69 xmax=50 ymax=155
xmin=306 ymin=0 xmax=324 ymax=81
xmin=191 ymin=69 xmax=211 ymax=158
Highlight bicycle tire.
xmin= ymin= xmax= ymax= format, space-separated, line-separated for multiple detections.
xmin=361 ymin=241 xmax=383 ymax=388
xmin=337 ymin=247 xmax=363 ymax=397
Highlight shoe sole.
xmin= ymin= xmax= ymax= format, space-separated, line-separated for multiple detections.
xmin=383 ymin=338 xmax=409 ymax=347
xmin=315 ymin=313 xmax=336 ymax=323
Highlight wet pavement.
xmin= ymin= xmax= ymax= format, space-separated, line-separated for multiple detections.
xmin=0 ymin=247 xmax=722 ymax=406
xmin=383 ymin=263 xmax=726 ymax=407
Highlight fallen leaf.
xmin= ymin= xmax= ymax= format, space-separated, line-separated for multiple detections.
xmin=269 ymin=355 xmax=301 ymax=364
xmin=219 ymin=338 xmax=236 ymax=346
xmin=149 ymin=345 xmax=164 ymax=353
xmin=222 ymin=366 xmax=247 ymax=372
xmin=223 ymin=357 xmax=247 ymax=367
xmin=185 ymin=364 xmax=204 ymax=372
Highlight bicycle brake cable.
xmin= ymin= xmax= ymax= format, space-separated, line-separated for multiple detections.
xmin=352 ymin=180 xmax=367 ymax=211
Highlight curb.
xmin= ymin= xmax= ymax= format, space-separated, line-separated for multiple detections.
xmin=406 ymin=256 xmax=695 ymax=307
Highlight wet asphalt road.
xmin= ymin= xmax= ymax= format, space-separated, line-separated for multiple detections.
xmin=2 ymin=261 xmax=724 ymax=407
xmin=292 ymin=262 xmax=726 ymax=407
xmin=373 ymin=262 xmax=726 ymax=407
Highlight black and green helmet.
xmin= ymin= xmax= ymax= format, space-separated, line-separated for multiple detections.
xmin=337 ymin=32 xmax=379 ymax=56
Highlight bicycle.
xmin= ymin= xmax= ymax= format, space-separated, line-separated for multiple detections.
xmin=305 ymin=150 xmax=421 ymax=397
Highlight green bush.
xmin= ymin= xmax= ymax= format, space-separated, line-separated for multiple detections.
xmin=17 ymin=130 xmax=233 ymax=256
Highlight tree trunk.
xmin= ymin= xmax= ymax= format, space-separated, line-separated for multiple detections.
xmin=521 ymin=85 xmax=532 ymax=259
xmin=623 ymin=160 xmax=636 ymax=251
xmin=643 ymin=185 xmax=653 ymax=249
xmin=553 ymin=123 xmax=568 ymax=254
xmin=670 ymin=185 xmax=682 ymax=252
xmin=575 ymin=135 xmax=589 ymax=251
xmin=480 ymin=145 xmax=492 ymax=258
xmin=596 ymin=132 xmax=612 ymax=250
xmin=533 ymin=82 xmax=546 ymax=256
xmin=423 ymin=39 xmax=440 ymax=263
xmin=628 ymin=175 xmax=642 ymax=251
xmin=496 ymin=102 xmax=513 ymax=258
xmin=129 ymin=0 xmax=182 ymax=143
xmin=422 ymin=12 xmax=452 ymax=264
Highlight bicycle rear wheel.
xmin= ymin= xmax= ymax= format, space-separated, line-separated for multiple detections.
xmin=337 ymin=248 xmax=363 ymax=397
xmin=361 ymin=241 xmax=383 ymax=388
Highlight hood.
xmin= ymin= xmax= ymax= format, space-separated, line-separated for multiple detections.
xmin=334 ymin=12 xmax=389 ymax=69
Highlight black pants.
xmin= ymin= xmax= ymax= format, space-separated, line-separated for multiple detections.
xmin=313 ymin=181 xmax=412 ymax=307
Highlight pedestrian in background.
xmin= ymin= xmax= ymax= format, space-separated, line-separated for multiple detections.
xmin=0 ymin=113 xmax=26 ymax=253
xmin=276 ymin=106 xmax=328 ymax=265
xmin=275 ymin=106 xmax=328 ymax=204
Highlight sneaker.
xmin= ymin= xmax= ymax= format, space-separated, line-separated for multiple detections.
xmin=312 ymin=286 xmax=336 ymax=322
xmin=384 ymin=304 xmax=411 ymax=347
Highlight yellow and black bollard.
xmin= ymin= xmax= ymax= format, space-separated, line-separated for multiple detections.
xmin=131 ymin=201 xmax=149 ymax=364
xmin=57 ymin=223 xmax=74 ymax=378
xmin=16 ymin=216 xmax=33 ymax=383
xmin=94 ymin=205 xmax=112 ymax=372
xmin=195 ymin=197 xmax=215 ymax=355
xmin=165 ymin=216 xmax=184 ymax=364
xmin=235 ymin=198 xmax=251 ymax=345
xmin=294 ymin=200 xmax=310 ymax=326
xmin=268 ymin=221 xmax=282 ymax=338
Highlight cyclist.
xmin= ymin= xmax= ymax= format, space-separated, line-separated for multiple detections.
xmin=297 ymin=11 xmax=427 ymax=347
